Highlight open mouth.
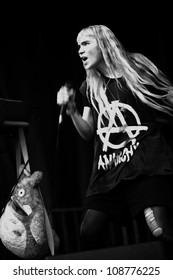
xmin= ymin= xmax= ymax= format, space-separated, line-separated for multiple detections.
xmin=81 ymin=56 xmax=88 ymax=62
xmin=11 ymin=199 xmax=28 ymax=216
xmin=10 ymin=197 xmax=32 ymax=216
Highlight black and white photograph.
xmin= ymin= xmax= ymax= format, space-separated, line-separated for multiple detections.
xmin=0 ymin=4 xmax=173 ymax=279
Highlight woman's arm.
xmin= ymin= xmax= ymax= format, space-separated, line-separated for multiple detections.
xmin=70 ymin=106 xmax=94 ymax=140
xmin=57 ymin=84 xmax=95 ymax=140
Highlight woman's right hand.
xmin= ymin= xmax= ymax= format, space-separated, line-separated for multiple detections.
xmin=57 ymin=83 xmax=76 ymax=117
xmin=57 ymin=84 xmax=94 ymax=139
xmin=57 ymin=84 xmax=75 ymax=106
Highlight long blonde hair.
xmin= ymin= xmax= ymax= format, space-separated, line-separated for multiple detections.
xmin=77 ymin=25 xmax=173 ymax=120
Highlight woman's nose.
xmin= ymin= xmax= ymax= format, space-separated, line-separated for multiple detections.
xmin=78 ymin=46 xmax=84 ymax=55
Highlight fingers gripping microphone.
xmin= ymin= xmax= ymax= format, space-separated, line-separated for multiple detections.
xmin=58 ymin=81 xmax=73 ymax=124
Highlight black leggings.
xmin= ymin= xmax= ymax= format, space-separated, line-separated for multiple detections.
xmin=80 ymin=207 xmax=173 ymax=250
xmin=80 ymin=209 xmax=109 ymax=250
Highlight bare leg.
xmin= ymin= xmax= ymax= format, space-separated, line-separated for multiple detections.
xmin=144 ymin=206 xmax=173 ymax=242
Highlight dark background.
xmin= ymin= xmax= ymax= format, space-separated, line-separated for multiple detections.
xmin=0 ymin=4 xmax=173 ymax=213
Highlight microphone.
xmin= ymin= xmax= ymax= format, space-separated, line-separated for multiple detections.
xmin=58 ymin=105 xmax=64 ymax=124
xmin=58 ymin=81 xmax=73 ymax=125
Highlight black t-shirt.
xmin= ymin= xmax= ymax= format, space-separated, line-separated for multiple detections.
xmin=80 ymin=76 xmax=173 ymax=197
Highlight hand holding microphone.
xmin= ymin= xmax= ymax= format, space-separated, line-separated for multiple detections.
xmin=57 ymin=82 xmax=76 ymax=124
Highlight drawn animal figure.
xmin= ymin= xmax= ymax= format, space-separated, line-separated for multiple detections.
xmin=0 ymin=165 xmax=59 ymax=259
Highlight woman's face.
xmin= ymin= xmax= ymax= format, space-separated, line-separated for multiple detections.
xmin=77 ymin=34 xmax=105 ymax=71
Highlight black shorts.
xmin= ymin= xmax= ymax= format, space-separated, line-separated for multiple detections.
xmin=84 ymin=175 xmax=173 ymax=225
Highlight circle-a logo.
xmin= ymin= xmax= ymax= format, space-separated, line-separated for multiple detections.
xmin=97 ymin=101 xmax=148 ymax=151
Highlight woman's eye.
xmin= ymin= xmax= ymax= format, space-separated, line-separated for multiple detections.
xmin=18 ymin=188 xmax=25 ymax=197
xmin=83 ymin=41 xmax=89 ymax=46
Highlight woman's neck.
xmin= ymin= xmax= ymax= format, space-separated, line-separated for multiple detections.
xmin=97 ymin=65 xmax=122 ymax=79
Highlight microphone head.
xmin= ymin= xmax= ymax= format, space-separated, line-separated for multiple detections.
xmin=64 ymin=81 xmax=73 ymax=90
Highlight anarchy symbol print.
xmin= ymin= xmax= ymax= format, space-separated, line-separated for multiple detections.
xmin=97 ymin=100 xmax=148 ymax=152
